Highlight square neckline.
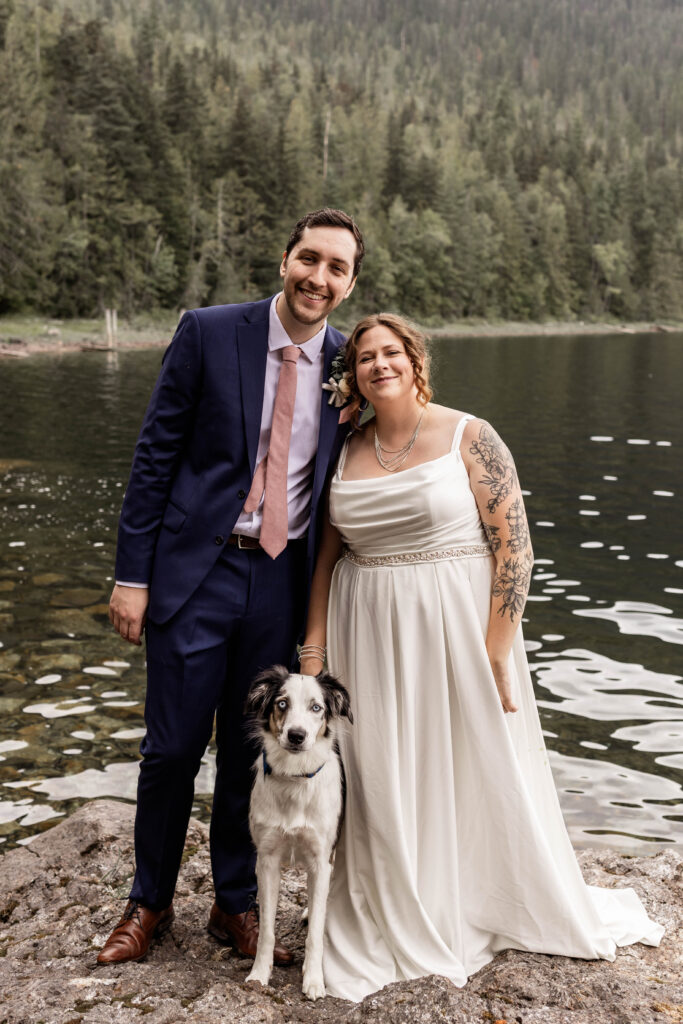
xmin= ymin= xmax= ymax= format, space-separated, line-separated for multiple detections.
xmin=336 ymin=413 xmax=474 ymax=484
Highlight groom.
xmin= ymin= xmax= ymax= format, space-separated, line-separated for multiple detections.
xmin=98 ymin=208 xmax=364 ymax=965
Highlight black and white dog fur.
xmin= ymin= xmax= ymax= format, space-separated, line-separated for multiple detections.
xmin=244 ymin=665 xmax=352 ymax=1000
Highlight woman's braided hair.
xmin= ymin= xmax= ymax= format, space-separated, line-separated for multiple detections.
xmin=343 ymin=312 xmax=433 ymax=426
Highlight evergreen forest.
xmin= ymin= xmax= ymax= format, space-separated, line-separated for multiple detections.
xmin=1 ymin=0 xmax=683 ymax=323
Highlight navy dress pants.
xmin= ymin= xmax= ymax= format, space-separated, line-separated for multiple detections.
xmin=129 ymin=539 xmax=308 ymax=913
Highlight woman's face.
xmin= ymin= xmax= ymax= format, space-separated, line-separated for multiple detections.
xmin=354 ymin=325 xmax=416 ymax=404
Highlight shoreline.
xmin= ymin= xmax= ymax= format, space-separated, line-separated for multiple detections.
xmin=1 ymin=316 xmax=681 ymax=358
xmin=427 ymin=319 xmax=683 ymax=338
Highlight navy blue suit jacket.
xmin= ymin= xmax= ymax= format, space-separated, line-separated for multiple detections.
xmin=115 ymin=296 xmax=347 ymax=624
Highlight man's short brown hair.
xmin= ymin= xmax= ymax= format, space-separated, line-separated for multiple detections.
xmin=285 ymin=208 xmax=365 ymax=278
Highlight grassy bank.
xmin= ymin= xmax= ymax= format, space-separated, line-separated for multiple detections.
xmin=0 ymin=311 xmax=181 ymax=357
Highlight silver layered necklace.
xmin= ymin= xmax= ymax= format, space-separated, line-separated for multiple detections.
xmin=374 ymin=409 xmax=426 ymax=472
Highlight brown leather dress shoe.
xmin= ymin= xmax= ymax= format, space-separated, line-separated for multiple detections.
xmin=207 ymin=901 xmax=293 ymax=966
xmin=97 ymin=900 xmax=174 ymax=965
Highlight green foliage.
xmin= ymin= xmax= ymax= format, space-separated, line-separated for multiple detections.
xmin=1 ymin=0 xmax=682 ymax=321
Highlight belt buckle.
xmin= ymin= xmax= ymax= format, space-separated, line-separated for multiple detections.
xmin=237 ymin=534 xmax=252 ymax=549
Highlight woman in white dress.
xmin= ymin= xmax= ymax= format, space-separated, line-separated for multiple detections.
xmin=299 ymin=313 xmax=663 ymax=1002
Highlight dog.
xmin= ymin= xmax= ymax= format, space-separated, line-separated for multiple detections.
xmin=243 ymin=664 xmax=352 ymax=1001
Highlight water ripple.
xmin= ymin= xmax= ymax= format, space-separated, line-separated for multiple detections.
xmin=532 ymin=648 xmax=683 ymax=720
xmin=23 ymin=755 xmax=216 ymax=802
xmin=573 ymin=601 xmax=683 ymax=646
xmin=550 ymin=750 xmax=683 ymax=850
xmin=612 ymin=721 xmax=683 ymax=752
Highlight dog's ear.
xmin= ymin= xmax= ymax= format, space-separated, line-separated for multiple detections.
xmin=317 ymin=672 xmax=353 ymax=724
xmin=244 ymin=665 xmax=289 ymax=718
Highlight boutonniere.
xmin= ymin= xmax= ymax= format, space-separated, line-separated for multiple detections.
xmin=322 ymin=347 xmax=354 ymax=423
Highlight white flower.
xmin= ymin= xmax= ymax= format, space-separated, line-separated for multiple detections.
xmin=322 ymin=373 xmax=352 ymax=407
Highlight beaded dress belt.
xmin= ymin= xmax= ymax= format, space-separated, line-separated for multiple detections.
xmin=343 ymin=543 xmax=491 ymax=567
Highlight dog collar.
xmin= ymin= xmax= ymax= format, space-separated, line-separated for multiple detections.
xmin=262 ymin=750 xmax=324 ymax=779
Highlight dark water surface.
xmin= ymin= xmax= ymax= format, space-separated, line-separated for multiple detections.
xmin=0 ymin=333 xmax=682 ymax=852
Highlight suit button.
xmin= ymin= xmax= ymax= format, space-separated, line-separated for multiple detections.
xmin=238 ymin=489 xmax=246 ymax=500
xmin=215 ymin=535 xmax=224 ymax=545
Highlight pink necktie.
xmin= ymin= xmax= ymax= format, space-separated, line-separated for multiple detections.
xmin=243 ymin=344 xmax=302 ymax=558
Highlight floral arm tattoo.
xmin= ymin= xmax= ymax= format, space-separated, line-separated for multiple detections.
xmin=470 ymin=423 xmax=519 ymax=514
xmin=467 ymin=420 xmax=533 ymax=623
xmin=482 ymin=522 xmax=501 ymax=552
xmin=492 ymin=553 xmax=533 ymax=622
xmin=504 ymin=497 xmax=530 ymax=554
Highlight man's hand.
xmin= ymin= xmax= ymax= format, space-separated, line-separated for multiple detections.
xmin=109 ymin=584 xmax=149 ymax=645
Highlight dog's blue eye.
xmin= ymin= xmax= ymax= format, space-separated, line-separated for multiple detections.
xmin=277 ymin=700 xmax=288 ymax=710
xmin=312 ymin=703 xmax=323 ymax=713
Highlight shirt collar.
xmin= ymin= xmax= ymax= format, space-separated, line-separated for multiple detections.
xmin=269 ymin=294 xmax=326 ymax=363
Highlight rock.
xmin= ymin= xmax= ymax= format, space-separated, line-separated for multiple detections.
xmin=49 ymin=588 xmax=107 ymax=608
xmin=0 ymin=651 xmax=21 ymax=671
xmin=0 ymin=696 xmax=25 ymax=713
xmin=43 ymin=608 xmax=107 ymax=638
xmin=26 ymin=653 xmax=84 ymax=672
xmin=84 ymin=602 xmax=113 ymax=616
xmin=40 ymin=637 xmax=85 ymax=648
xmin=32 ymin=573 xmax=67 ymax=586
xmin=343 ymin=975 xmax=480 ymax=1023
xmin=0 ymin=801 xmax=680 ymax=1024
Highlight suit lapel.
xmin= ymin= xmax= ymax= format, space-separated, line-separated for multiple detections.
xmin=236 ymin=303 xmax=271 ymax=474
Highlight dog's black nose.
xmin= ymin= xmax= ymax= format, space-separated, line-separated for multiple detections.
xmin=287 ymin=728 xmax=306 ymax=747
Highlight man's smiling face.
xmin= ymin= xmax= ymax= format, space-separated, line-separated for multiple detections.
xmin=279 ymin=225 xmax=357 ymax=333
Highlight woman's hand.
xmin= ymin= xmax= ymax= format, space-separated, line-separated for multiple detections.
xmin=488 ymin=652 xmax=518 ymax=714
xmin=299 ymin=655 xmax=325 ymax=676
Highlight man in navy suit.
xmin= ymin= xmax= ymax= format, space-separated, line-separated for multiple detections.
xmin=98 ymin=208 xmax=364 ymax=965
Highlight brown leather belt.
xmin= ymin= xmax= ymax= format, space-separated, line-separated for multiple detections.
xmin=227 ymin=533 xmax=260 ymax=549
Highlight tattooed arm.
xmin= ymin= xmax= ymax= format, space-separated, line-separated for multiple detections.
xmin=462 ymin=419 xmax=534 ymax=713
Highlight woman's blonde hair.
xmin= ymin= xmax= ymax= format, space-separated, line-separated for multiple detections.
xmin=344 ymin=312 xmax=433 ymax=425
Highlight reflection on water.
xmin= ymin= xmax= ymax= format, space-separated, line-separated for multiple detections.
xmin=549 ymin=750 xmax=683 ymax=849
xmin=574 ymin=601 xmax=683 ymax=645
xmin=533 ymin=647 xmax=683 ymax=719
xmin=21 ymin=755 xmax=216 ymax=804
xmin=0 ymin=334 xmax=682 ymax=852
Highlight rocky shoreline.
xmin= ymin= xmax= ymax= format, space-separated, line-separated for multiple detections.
xmin=0 ymin=800 xmax=681 ymax=1023
xmin=0 ymin=334 xmax=170 ymax=359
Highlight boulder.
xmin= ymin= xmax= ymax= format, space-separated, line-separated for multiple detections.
xmin=0 ymin=800 xmax=680 ymax=1024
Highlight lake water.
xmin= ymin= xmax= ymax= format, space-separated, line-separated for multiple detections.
xmin=0 ymin=333 xmax=682 ymax=853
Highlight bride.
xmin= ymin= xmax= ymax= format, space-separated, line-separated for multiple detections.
xmin=298 ymin=312 xmax=663 ymax=1002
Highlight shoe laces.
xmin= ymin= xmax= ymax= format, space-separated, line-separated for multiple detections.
xmin=122 ymin=900 xmax=144 ymax=927
xmin=245 ymin=897 xmax=259 ymax=924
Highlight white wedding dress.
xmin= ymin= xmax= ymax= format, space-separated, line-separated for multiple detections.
xmin=322 ymin=414 xmax=663 ymax=1002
